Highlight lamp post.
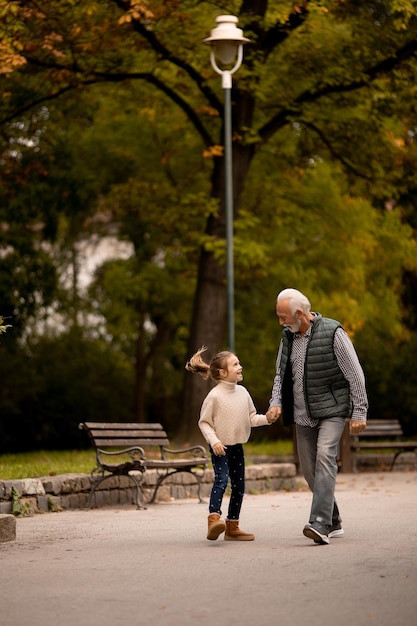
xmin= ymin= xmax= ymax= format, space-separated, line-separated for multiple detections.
xmin=204 ymin=15 xmax=250 ymax=353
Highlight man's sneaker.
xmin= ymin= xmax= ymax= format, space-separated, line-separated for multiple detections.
xmin=303 ymin=523 xmax=329 ymax=545
xmin=328 ymin=523 xmax=344 ymax=538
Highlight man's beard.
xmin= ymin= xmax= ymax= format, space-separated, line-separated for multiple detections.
xmin=284 ymin=317 xmax=301 ymax=333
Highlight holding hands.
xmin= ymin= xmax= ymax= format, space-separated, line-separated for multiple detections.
xmin=266 ymin=406 xmax=282 ymax=424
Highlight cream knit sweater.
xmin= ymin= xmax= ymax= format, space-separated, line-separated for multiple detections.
xmin=198 ymin=380 xmax=269 ymax=447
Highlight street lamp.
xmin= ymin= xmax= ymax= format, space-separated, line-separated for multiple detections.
xmin=204 ymin=15 xmax=250 ymax=353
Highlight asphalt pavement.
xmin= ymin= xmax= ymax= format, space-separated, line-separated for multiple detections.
xmin=1 ymin=471 xmax=416 ymax=626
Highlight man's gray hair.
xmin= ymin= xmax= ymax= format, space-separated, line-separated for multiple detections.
xmin=277 ymin=288 xmax=311 ymax=315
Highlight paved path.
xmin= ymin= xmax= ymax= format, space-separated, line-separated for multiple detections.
xmin=1 ymin=472 xmax=416 ymax=626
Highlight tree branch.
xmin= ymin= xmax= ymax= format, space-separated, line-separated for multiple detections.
xmin=236 ymin=0 xmax=311 ymax=70
xmin=300 ymin=120 xmax=372 ymax=180
xmin=258 ymin=37 xmax=417 ymax=144
xmin=0 ymin=84 xmax=81 ymax=125
xmin=1 ymin=59 xmax=216 ymax=147
xmin=111 ymin=0 xmax=222 ymax=113
xmin=91 ymin=70 xmax=216 ymax=147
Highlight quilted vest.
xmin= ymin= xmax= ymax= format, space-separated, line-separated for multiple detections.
xmin=280 ymin=314 xmax=352 ymax=426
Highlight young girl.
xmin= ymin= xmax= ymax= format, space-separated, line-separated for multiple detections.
xmin=186 ymin=346 xmax=277 ymax=541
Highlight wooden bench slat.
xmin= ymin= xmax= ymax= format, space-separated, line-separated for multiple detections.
xmin=361 ymin=426 xmax=403 ymax=431
xmin=87 ymin=428 xmax=166 ymax=437
xmin=363 ymin=420 xmax=399 ymax=425
xmin=88 ymin=428 xmax=168 ymax=438
xmin=144 ymin=458 xmax=209 ymax=469
xmin=89 ymin=433 xmax=169 ymax=442
xmin=94 ymin=438 xmax=170 ymax=448
xmin=360 ymin=424 xmax=402 ymax=431
xmin=83 ymin=422 xmax=163 ymax=430
xmin=352 ymin=441 xmax=417 ymax=450
xmin=361 ymin=427 xmax=403 ymax=434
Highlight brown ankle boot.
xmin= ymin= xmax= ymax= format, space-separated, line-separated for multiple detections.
xmin=207 ymin=513 xmax=226 ymax=540
xmin=224 ymin=519 xmax=255 ymax=541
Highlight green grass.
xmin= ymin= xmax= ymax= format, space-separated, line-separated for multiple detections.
xmin=244 ymin=439 xmax=293 ymax=458
xmin=0 ymin=450 xmax=97 ymax=480
xmin=0 ymin=440 xmax=294 ymax=480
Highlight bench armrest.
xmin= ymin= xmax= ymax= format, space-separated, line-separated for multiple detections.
xmin=97 ymin=446 xmax=146 ymax=463
xmin=161 ymin=445 xmax=208 ymax=460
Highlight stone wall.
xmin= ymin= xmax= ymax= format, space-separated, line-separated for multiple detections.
xmin=0 ymin=463 xmax=297 ymax=514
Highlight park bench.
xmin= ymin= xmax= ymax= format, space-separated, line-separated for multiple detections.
xmin=339 ymin=419 xmax=417 ymax=472
xmin=79 ymin=422 xmax=209 ymax=509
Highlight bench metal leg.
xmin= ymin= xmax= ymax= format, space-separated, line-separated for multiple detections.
xmin=390 ymin=450 xmax=417 ymax=471
xmin=86 ymin=472 xmax=145 ymax=510
xmin=127 ymin=473 xmax=145 ymax=509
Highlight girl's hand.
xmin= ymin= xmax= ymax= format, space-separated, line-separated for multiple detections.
xmin=266 ymin=406 xmax=282 ymax=423
xmin=212 ymin=442 xmax=227 ymax=456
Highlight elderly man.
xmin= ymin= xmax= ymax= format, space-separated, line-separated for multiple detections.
xmin=267 ymin=288 xmax=368 ymax=544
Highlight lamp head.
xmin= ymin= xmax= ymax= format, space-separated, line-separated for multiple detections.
xmin=204 ymin=15 xmax=250 ymax=66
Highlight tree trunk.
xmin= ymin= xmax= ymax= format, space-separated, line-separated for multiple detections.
xmin=180 ymin=247 xmax=226 ymax=443
xmin=180 ymin=131 xmax=255 ymax=443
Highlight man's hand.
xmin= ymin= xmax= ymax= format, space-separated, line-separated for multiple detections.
xmin=212 ymin=442 xmax=227 ymax=456
xmin=266 ymin=406 xmax=282 ymax=424
xmin=350 ymin=419 xmax=366 ymax=435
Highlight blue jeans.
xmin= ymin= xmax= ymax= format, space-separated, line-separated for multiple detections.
xmin=209 ymin=444 xmax=245 ymax=520
xmin=296 ymin=417 xmax=346 ymax=528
